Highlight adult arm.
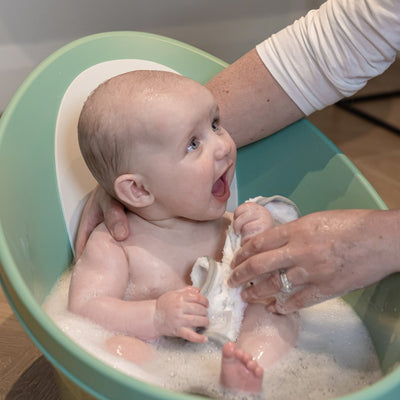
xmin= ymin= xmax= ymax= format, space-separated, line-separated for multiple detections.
xmin=205 ymin=48 xmax=304 ymax=148
xmin=209 ymin=0 xmax=400 ymax=148
xmin=255 ymin=0 xmax=400 ymax=116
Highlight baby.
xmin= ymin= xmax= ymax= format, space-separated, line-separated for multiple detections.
xmin=69 ymin=70 xmax=298 ymax=395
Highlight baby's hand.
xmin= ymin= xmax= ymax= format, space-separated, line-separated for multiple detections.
xmin=154 ymin=286 xmax=209 ymax=343
xmin=233 ymin=202 xmax=275 ymax=245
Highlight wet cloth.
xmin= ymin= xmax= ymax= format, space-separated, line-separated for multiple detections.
xmin=190 ymin=196 xmax=300 ymax=343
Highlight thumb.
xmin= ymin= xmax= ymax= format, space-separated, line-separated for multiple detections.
xmin=103 ymin=198 xmax=129 ymax=241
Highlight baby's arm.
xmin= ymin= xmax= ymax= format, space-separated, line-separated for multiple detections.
xmin=69 ymin=224 xmax=160 ymax=340
xmin=233 ymin=202 xmax=275 ymax=245
xmin=69 ymin=225 xmax=208 ymax=342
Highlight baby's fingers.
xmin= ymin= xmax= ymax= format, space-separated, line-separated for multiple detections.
xmin=184 ymin=287 xmax=209 ymax=308
xmin=233 ymin=204 xmax=257 ymax=235
xmin=178 ymin=314 xmax=209 ymax=342
xmin=179 ymin=327 xmax=208 ymax=343
xmin=233 ymin=202 xmax=259 ymax=220
xmin=184 ymin=302 xmax=209 ymax=317
xmin=240 ymin=220 xmax=267 ymax=244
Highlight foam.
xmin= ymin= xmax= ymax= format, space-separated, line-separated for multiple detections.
xmin=43 ymin=271 xmax=382 ymax=399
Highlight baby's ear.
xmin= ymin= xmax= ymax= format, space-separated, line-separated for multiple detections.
xmin=114 ymin=174 xmax=154 ymax=209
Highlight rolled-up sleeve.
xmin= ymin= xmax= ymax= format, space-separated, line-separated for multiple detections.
xmin=256 ymin=0 xmax=400 ymax=115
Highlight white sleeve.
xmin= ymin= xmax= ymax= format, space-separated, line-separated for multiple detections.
xmin=256 ymin=0 xmax=400 ymax=115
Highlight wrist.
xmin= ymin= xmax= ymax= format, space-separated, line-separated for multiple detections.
xmin=130 ymin=299 xmax=160 ymax=341
xmin=153 ymin=298 xmax=166 ymax=338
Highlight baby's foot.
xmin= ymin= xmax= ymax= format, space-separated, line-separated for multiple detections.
xmin=220 ymin=342 xmax=263 ymax=394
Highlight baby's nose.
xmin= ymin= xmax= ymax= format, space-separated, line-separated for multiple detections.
xmin=214 ymin=131 xmax=232 ymax=160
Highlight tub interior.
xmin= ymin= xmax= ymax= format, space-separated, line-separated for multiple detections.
xmin=1 ymin=32 xmax=400 ymax=400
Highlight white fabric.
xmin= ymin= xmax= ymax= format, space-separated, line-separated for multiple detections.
xmin=256 ymin=0 xmax=400 ymax=115
xmin=190 ymin=196 xmax=300 ymax=343
xmin=191 ymin=230 xmax=246 ymax=343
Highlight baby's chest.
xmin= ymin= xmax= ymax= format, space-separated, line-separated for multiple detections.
xmin=124 ymin=247 xmax=191 ymax=300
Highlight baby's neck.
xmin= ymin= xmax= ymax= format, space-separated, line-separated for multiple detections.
xmin=130 ymin=211 xmax=230 ymax=233
xmin=127 ymin=211 xmax=232 ymax=262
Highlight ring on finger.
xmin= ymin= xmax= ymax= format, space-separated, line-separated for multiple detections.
xmin=279 ymin=269 xmax=293 ymax=294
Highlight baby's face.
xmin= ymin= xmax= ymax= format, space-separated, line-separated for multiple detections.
xmin=136 ymin=78 xmax=237 ymax=221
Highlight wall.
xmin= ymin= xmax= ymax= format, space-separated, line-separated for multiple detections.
xmin=0 ymin=0 xmax=324 ymax=111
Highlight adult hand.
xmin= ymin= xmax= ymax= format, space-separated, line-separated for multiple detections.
xmin=74 ymin=185 xmax=129 ymax=259
xmin=229 ymin=209 xmax=400 ymax=313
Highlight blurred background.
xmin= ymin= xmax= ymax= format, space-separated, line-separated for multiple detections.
xmin=0 ymin=0 xmax=324 ymax=111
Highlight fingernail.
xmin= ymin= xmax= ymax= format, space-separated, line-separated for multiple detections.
xmin=241 ymin=291 xmax=249 ymax=301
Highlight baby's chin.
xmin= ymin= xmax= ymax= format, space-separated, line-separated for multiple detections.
xmin=199 ymin=205 xmax=229 ymax=222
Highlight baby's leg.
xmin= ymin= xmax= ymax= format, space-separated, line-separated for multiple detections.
xmin=220 ymin=342 xmax=263 ymax=394
xmin=106 ymin=335 xmax=153 ymax=365
xmin=238 ymin=304 xmax=299 ymax=370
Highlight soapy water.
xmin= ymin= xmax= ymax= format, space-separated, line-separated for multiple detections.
xmin=43 ymin=271 xmax=382 ymax=399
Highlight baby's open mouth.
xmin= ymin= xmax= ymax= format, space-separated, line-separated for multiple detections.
xmin=212 ymin=171 xmax=230 ymax=202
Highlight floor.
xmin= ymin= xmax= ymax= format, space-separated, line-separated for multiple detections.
xmin=0 ymin=60 xmax=399 ymax=399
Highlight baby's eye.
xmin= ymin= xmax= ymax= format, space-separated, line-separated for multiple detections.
xmin=211 ymin=118 xmax=220 ymax=132
xmin=187 ymin=137 xmax=200 ymax=152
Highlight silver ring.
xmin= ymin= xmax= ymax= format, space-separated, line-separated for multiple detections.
xmin=279 ymin=269 xmax=293 ymax=293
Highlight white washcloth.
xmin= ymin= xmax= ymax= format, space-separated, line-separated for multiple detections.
xmin=190 ymin=196 xmax=300 ymax=343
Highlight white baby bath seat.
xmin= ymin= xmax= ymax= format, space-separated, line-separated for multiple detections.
xmin=191 ymin=195 xmax=300 ymax=343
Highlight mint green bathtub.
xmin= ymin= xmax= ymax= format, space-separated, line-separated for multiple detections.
xmin=0 ymin=32 xmax=399 ymax=400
